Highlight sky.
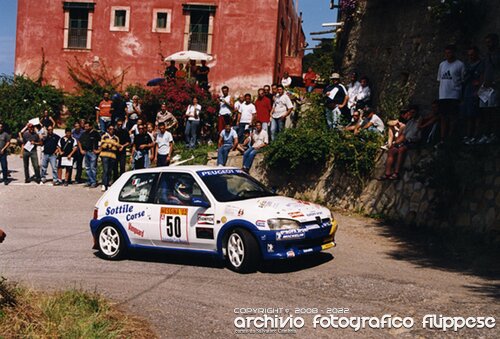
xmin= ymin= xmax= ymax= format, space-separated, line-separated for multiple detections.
xmin=0 ymin=0 xmax=335 ymax=75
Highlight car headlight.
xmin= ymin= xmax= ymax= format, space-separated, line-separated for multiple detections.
xmin=267 ymin=218 xmax=301 ymax=230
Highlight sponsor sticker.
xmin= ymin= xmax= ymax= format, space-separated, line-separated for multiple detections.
xmin=303 ymin=248 xmax=313 ymax=253
xmin=197 ymin=169 xmax=245 ymax=177
xmin=267 ymin=244 xmax=274 ymax=253
xmin=255 ymin=220 xmax=267 ymax=227
xmin=286 ymin=250 xmax=295 ymax=258
xmin=288 ymin=211 xmax=304 ymax=218
xmin=128 ymin=223 xmax=144 ymax=237
xmin=105 ymin=204 xmax=146 ymax=221
xmin=276 ymin=229 xmax=306 ymax=241
xmin=197 ymin=213 xmax=214 ymax=225
xmin=225 ymin=206 xmax=244 ymax=217
xmin=322 ymin=242 xmax=334 ymax=250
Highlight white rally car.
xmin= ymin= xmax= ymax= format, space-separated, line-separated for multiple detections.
xmin=90 ymin=166 xmax=338 ymax=272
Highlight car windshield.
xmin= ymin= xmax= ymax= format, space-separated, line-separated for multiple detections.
xmin=198 ymin=170 xmax=276 ymax=202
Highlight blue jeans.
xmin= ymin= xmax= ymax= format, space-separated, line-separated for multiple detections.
xmin=101 ymin=156 xmax=116 ymax=188
xmin=99 ymin=118 xmax=110 ymax=133
xmin=270 ymin=117 xmax=285 ymax=141
xmin=238 ymin=123 xmax=250 ymax=142
xmin=84 ymin=152 xmax=97 ymax=185
xmin=185 ymin=120 xmax=200 ymax=148
xmin=242 ymin=146 xmax=259 ymax=170
xmin=0 ymin=152 xmax=8 ymax=181
xmin=325 ymin=107 xmax=341 ymax=129
xmin=41 ymin=153 xmax=58 ymax=181
xmin=217 ymin=144 xmax=232 ymax=166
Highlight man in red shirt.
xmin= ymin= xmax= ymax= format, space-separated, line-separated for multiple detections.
xmin=304 ymin=67 xmax=317 ymax=93
xmin=96 ymin=92 xmax=113 ymax=132
xmin=254 ymin=88 xmax=272 ymax=134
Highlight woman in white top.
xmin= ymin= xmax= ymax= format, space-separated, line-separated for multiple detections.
xmin=184 ymin=97 xmax=202 ymax=149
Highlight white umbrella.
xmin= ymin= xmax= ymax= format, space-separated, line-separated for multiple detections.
xmin=164 ymin=50 xmax=213 ymax=63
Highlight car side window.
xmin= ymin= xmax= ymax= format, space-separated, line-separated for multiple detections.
xmin=155 ymin=173 xmax=208 ymax=206
xmin=119 ymin=173 xmax=158 ymax=203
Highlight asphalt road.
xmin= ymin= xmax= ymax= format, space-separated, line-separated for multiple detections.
xmin=0 ymin=157 xmax=499 ymax=338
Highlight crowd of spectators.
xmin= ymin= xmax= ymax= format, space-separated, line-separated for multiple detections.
xmin=0 ymin=34 xmax=498 ymax=187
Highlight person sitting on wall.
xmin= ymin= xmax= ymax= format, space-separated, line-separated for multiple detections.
xmin=379 ymin=108 xmax=421 ymax=180
xmin=217 ymin=123 xmax=238 ymax=166
xmin=236 ymin=129 xmax=251 ymax=154
xmin=355 ymin=107 xmax=385 ymax=135
xmin=344 ymin=109 xmax=362 ymax=132
xmin=165 ymin=60 xmax=178 ymax=80
xmin=418 ymin=100 xmax=440 ymax=144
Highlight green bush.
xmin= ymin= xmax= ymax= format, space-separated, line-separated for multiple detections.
xmin=265 ymin=94 xmax=383 ymax=177
xmin=0 ymin=75 xmax=64 ymax=131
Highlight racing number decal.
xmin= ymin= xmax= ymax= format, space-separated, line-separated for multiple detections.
xmin=165 ymin=216 xmax=182 ymax=237
xmin=160 ymin=207 xmax=189 ymax=243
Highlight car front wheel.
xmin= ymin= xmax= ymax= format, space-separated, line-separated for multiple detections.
xmin=98 ymin=224 xmax=125 ymax=260
xmin=226 ymin=228 xmax=259 ymax=273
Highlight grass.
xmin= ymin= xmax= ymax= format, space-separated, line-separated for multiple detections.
xmin=173 ymin=143 xmax=217 ymax=165
xmin=0 ymin=278 xmax=156 ymax=338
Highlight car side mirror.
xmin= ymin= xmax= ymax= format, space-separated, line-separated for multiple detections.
xmin=191 ymin=197 xmax=211 ymax=208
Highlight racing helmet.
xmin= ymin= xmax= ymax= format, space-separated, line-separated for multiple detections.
xmin=174 ymin=178 xmax=193 ymax=201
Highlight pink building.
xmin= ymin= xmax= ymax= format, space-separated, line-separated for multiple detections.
xmin=15 ymin=0 xmax=305 ymax=93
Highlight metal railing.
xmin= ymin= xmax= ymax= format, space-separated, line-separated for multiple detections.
xmin=188 ymin=24 xmax=209 ymax=52
xmin=68 ymin=27 xmax=88 ymax=49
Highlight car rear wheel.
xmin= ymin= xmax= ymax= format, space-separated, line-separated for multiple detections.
xmin=226 ymin=228 xmax=259 ymax=273
xmin=98 ymin=224 xmax=125 ymax=260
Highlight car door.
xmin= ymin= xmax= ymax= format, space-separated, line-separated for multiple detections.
xmin=150 ymin=172 xmax=216 ymax=250
xmin=116 ymin=172 xmax=159 ymax=246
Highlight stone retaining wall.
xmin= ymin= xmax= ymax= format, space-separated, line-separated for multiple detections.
xmin=214 ymin=146 xmax=499 ymax=240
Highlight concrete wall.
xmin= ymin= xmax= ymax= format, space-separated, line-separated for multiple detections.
xmin=15 ymin=0 xmax=304 ymax=93
xmin=241 ymin=148 xmax=500 ymax=240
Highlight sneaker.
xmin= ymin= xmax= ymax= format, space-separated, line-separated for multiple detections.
xmin=41 ymin=178 xmax=47 ymax=184
xmin=465 ymin=137 xmax=476 ymax=145
xmin=4 ymin=180 xmax=9 ymax=186
xmin=25 ymin=179 xmax=31 ymax=184
xmin=53 ymin=181 xmax=62 ymax=186
xmin=486 ymin=134 xmax=497 ymax=144
xmin=84 ymin=182 xmax=91 ymax=187
xmin=90 ymin=183 xmax=98 ymax=188
xmin=101 ymin=185 xmax=106 ymax=192
xmin=476 ymin=135 xmax=489 ymax=144
xmin=380 ymin=144 xmax=389 ymax=150
xmin=64 ymin=182 xmax=69 ymax=187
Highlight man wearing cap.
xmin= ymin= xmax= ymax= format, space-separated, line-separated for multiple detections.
xmin=21 ymin=123 xmax=42 ymax=184
xmin=324 ymin=73 xmax=349 ymax=129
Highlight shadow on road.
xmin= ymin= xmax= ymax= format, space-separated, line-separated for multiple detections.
xmin=372 ymin=220 xmax=500 ymax=299
xmin=259 ymin=253 xmax=334 ymax=274
xmin=93 ymin=250 xmax=333 ymax=274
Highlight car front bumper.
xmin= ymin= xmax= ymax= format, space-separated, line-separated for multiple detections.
xmin=258 ymin=219 xmax=338 ymax=260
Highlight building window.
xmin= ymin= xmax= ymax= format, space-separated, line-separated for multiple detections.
xmin=63 ymin=2 xmax=94 ymax=50
xmin=182 ymin=4 xmax=216 ymax=54
xmin=110 ymin=6 xmax=130 ymax=32
xmin=152 ymin=9 xmax=172 ymax=33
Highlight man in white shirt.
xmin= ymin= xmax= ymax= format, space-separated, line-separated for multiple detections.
xmin=155 ymin=122 xmax=174 ymax=167
xmin=237 ymin=93 xmax=256 ymax=141
xmin=437 ymin=44 xmax=465 ymax=142
xmin=242 ymin=121 xmax=268 ymax=172
xmin=218 ymin=86 xmax=234 ymax=133
xmin=356 ymin=107 xmax=385 ymax=134
xmin=347 ymin=72 xmax=361 ymax=112
xmin=281 ymin=71 xmax=292 ymax=88
xmin=270 ymin=84 xmax=293 ymax=141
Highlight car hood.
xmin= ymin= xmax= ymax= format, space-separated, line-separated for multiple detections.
xmin=220 ymin=196 xmax=331 ymax=225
